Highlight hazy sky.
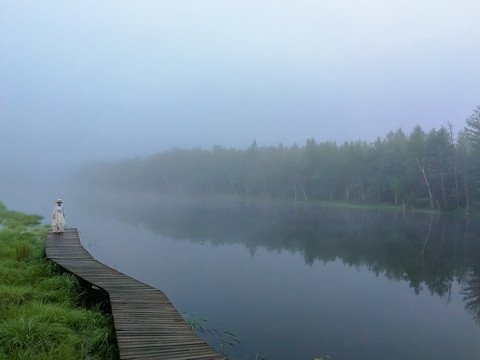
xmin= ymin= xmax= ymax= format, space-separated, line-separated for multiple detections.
xmin=1 ymin=0 xmax=479 ymax=180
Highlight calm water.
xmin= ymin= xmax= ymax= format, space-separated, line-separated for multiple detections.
xmin=2 ymin=185 xmax=480 ymax=360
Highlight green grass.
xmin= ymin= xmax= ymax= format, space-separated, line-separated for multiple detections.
xmin=0 ymin=201 xmax=118 ymax=360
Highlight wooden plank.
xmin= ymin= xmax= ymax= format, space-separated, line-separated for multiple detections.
xmin=46 ymin=229 xmax=227 ymax=360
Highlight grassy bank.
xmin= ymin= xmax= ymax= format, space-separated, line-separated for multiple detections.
xmin=0 ymin=202 xmax=118 ymax=360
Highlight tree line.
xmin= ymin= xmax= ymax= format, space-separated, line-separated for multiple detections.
xmin=74 ymin=106 xmax=480 ymax=210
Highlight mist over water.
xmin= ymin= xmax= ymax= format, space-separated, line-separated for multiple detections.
xmin=2 ymin=181 xmax=480 ymax=360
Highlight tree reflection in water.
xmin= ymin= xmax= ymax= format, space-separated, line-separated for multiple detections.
xmin=462 ymin=270 xmax=480 ymax=324
xmin=75 ymin=191 xmax=480 ymax=326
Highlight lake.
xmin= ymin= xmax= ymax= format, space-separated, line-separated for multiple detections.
xmin=2 ymin=185 xmax=480 ymax=360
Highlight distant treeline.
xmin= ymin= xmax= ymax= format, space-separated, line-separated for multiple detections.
xmin=74 ymin=106 xmax=480 ymax=210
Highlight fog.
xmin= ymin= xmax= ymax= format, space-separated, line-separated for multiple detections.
xmin=1 ymin=1 xmax=479 ymax=189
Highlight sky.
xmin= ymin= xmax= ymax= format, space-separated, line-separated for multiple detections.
xmin=1 ymin=0 xmax=479 ymax=181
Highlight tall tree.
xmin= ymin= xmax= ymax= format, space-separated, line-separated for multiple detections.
xmin=425 ymin=128 xmax=454 ymax=208
xmin=406 ymin=126 xmax=428 ymax=207
xmin=447 ymin=122 xmax=461 ymax=208
xmin=464 ymin=106 xmax=480 ymax=207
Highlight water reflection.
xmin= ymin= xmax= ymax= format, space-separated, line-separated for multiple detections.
xmin=462 ymin=270 xmax=480 ymax=324
xmin=2 ymin=182 xmax=479 ymax=359
xmin=74 ymin=191 xmax=480 ymax=325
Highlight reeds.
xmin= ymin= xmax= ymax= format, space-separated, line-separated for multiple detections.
xmin=183 ymin=312 xmax=241 ymax=357
xmin=0 ymin=201 xmax=117 ymax=360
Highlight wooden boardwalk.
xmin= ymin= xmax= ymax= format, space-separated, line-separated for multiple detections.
xmin=46 ymin=228 xmax=227 ymax=360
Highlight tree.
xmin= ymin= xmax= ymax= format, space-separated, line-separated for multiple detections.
xmin=425 ymin=128 xmax=455 ymax=208
xmin=464 ymin=106 xmax=480 ymax=206
xmin=446 ymin=122 xmax=460 ymax=208
xmin=379 ymin=129 xmax=408 ymax=205
xmin=406 ymin=126 xmax=428 ymax=207
xmin=465 ymin=106 xmax=480 ymax=147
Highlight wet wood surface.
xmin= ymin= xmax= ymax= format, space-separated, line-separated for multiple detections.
xmin=46 ymin=228 xmax=227 ymax=360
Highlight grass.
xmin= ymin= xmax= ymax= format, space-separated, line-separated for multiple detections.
xmin=0 ymin=202 xmax=118 ymax=360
